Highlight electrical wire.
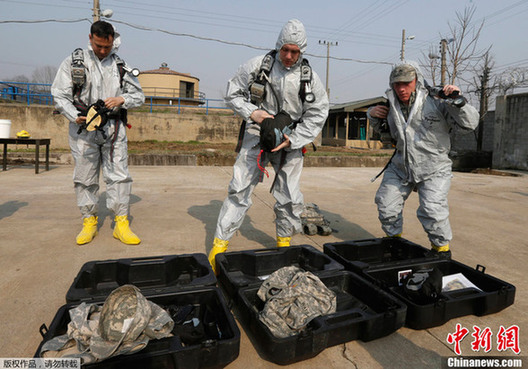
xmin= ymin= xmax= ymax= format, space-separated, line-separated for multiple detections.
xmin=3 ymin=0 xmax=528 ymax=89
xmin=110 ymin=19 xmax=394 ymax=65
xmin=0 ymin=18 xmax=90 ymax=24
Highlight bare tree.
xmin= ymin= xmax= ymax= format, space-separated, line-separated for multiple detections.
xmin=420 ymin=5 xmax=485 ymax=89
xmin=421 ymin=46 xmax=440 ymax=86
xmin=9 ymin=75 xmax=30 ymax=83
xmin=31 ymin=65 xmax=57 ymax=84
xmin=445 ymin=6 xmax=485 ymax=84
xmin=470 ymin=51 xmax=494 ymax=151
xmin=31 ymin=66 xmax=58 ymax=93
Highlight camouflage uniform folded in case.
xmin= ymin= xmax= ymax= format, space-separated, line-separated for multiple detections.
xmin=257 ymin=266 xmax=336 ymax=338
xmin=40 ymin=284 xmax=174 ymax=364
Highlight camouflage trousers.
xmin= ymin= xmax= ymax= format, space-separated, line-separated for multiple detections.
xmin=257 ymin=266 xmax=336 ymax=338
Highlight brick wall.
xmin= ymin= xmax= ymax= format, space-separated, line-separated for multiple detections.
xmin=451 ymin=111 xmax=494 ymax=153
xmin=493 ymin=93 xmax=528 ymax=170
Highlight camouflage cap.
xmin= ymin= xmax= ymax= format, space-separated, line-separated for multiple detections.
xmin=91 ymin=284 xmax=152 ymax=359
xmin=390 ymin=64 xmax=417 ymax=84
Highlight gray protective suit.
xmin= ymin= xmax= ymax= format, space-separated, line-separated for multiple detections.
xmin=52 ymin=30 xmax=144 ymax=218
xmin=215 ymin=19 xmax=329 ymax=240
xmin=367 ymin=61 xmax=479 ymax=247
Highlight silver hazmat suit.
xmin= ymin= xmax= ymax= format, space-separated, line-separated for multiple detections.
xmin=368 ymin=61 xmax=479 ymax=247
xmin=52 ymin=29 xmax=145 ymax=218
xmin=215 ymin=19 xmax=329 ymax=240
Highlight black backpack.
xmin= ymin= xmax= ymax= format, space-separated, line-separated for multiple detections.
xmin=259 ymin=111 xmax=294 ymax=152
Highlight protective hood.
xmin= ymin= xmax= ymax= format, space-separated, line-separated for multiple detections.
xmin=275 ymin=19 xmax=307 ymax=55
xmin=388 ymin=60 xmax=426 ymax=92
xmin=87 ymin=25 xmax=121 ymax=56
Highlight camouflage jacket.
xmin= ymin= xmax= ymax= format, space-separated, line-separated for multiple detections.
xmin=257 ymin=266 xmax=336 ymax=338
xmin=40 ymin=285 xmax=173 ymax=364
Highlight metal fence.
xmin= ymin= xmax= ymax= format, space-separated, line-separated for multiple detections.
xmin=0 ymin=81 xmax=232 ymax=115
xmin=0 ymin=81 xmax=53 ymax=106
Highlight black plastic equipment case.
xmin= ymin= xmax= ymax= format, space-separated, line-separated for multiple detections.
xmin=216 ymin=246 xmax=406 ymax=365
xmin=215 ymin=244 xmax=344 ymax=303
xmin=35 ymin=253 xmax=240 ymax=369
xmin=65 ymin=254 xmax=216 ymax=303
xmin=323 ymin=237 xmax=434 ymax=274
xmin=324 ymin=238 xmax=516 ymax=330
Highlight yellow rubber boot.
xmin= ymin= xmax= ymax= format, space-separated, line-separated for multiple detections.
xmin=76 ymin=216 xmax=98 ymax=245
xmin=113 ymin=215 xmax=141 ymax=245
xmin=277 ymin=236 xmax=291 ymax=247
xmin=208 ymin=238 xmax=228 ymax=275
xmin=432 ymin=243 xmax=450 ymax=252
xmin=429 ymin=243 xmax=451 ymax=258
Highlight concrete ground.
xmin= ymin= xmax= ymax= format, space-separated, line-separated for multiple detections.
xmin=0 ymin=164 xmax=526 ymax=368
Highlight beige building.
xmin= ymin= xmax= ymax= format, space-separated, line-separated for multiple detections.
xmin=138 ymin=63 xmax=204 ymax=106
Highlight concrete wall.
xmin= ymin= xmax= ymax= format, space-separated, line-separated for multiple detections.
xmin=493 ymin=93 xmax=528 ymax=170
xmin=451 ymin=110 xmax=495 ymax=152
xmin=0 ymin=104 xmax=240 ymax=149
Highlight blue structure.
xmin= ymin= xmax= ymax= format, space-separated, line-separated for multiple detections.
xmin=0 ymin=81 xmax=230 ymax=115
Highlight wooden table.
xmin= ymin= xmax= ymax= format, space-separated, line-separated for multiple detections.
xmin=1 ymin=138 xmax=51 ymax=174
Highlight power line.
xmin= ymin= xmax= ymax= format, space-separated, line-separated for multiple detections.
xmin=350 ymin=0 xmax=411 ymax=33
xmin=4 ymin=1 xmax=528 ymax=86
xmin=0 ymin=0 xmax=87 ymax=12
xmin=0 ymin=18 xmax=90 ymax=24
xmin=109 ymin=19 xmax=395 ymax=65
xmin=493 ymin=59 xmax=528 ymax=73
xmin=326 ymin=0 xmax=385 ymax=39
xmin=106 ymin=0 xmax=408 ymax=48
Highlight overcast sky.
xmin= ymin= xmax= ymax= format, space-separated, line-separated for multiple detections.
xmin=1 ymin=0 xmax=527 ymax=105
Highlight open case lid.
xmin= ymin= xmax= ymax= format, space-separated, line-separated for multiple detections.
xmin=324 ymin=237 xmax=438 ymax=272
xmin=65 ymin=253 xmax=216 ymax=303
xmin=215 ymin=245 xmax=344 ymax=300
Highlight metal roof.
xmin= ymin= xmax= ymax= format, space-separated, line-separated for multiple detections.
xmin=329 ymin=96 xmax=387 ymax=113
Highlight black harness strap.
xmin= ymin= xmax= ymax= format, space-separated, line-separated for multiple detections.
xmin=235 ymin=120 xmax=246 ymax=153
xmin=370 ymin=148 xmax=397 ymax=183
xmin=269 ymin=150 xmax=288 ymax=193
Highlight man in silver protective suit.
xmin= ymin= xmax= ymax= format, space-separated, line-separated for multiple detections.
xmin=368 ymin=61 xmax=479 ymax=257
xmin=52 ymin=21 xmax=145 ymax=246
xmin=208 ymin=19 xmax=329 ymax=273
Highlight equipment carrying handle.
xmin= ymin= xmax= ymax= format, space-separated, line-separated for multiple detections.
xmin=39 ymin=323 xmax=48 ymax=338
xmin=130 ymin=256 xmax=168 ymax=264
xmin=250 ymin=248 xmax=288 ymax=256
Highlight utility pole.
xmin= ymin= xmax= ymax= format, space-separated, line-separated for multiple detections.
xmin=440 ymin=39 xmax=448 ymax=85
xmin=400 ymin=29 xmax=406 ymax=61
xmin=92 ymin=1 xmax=113 ymax=22
xmin=319 ymin=40 xmax=337 ymax=98
xmin=400 ymin=29 xmax=415 ymax=61
xmin=93 ymin=0 xmax=100 ymax=22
